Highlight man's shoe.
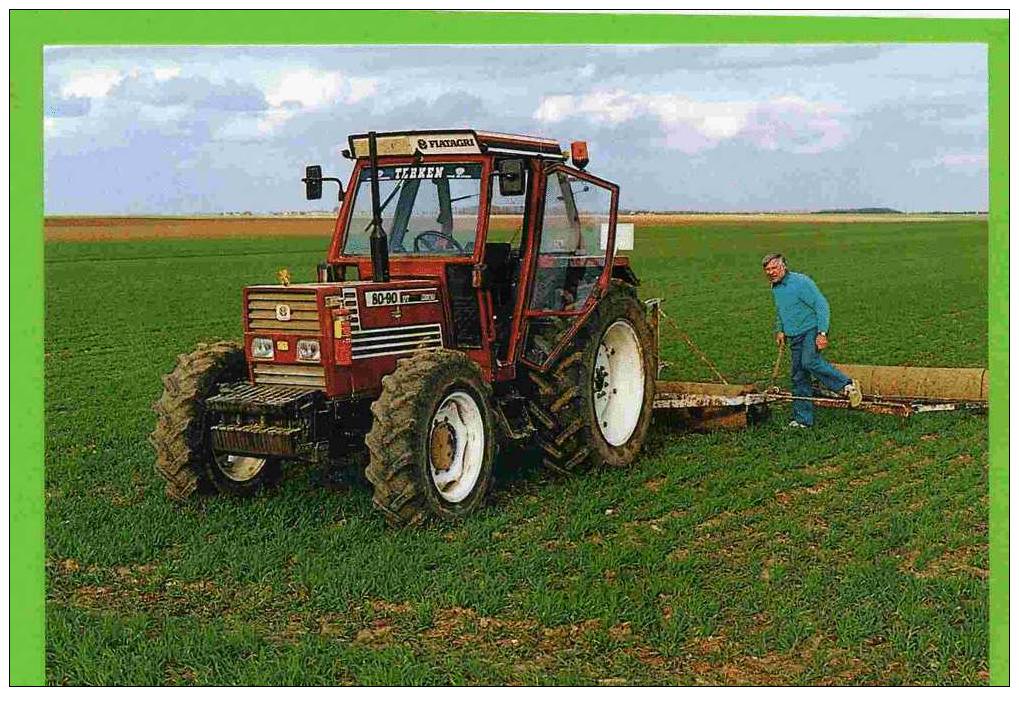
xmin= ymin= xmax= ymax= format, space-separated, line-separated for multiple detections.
xmin=788 ymin=420 xmax=811 ymax=429
xmin=843 ymin=379 xmax=863 ymax=408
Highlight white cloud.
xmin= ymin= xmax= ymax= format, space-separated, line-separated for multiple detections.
xmin=533 ymin=95 xmax=576 ymax=123
xmin=266 ymin=69 xmax=377 ymax=110
xmin=534 ymin=90 xmax=847 ymax=154
xmin=578 ymin=91 xmax=641 ymax=124
xmin=740 ymin=95 xmax=848 ymax=155
xmin=235 ymin=68 xmax=380 ymax=137
xmin=911 ymin=153 xmax=988 ymax=171
xmin=346 ymin=77 xmax=378 ymax=104
xmin=213 ymin=114 xmax=270 ymax=142
xmin=153 ymin=66 xmax=182 ymax=81
xmin=941 ymin=153 xmax=988 ymax=167
xmin=61 ymin=68 xmax=123 ymax=98
xmin=137 ymin=103 xmax=191 ymax=126
xmin=213 ymin=107 xmax=294 ymax=142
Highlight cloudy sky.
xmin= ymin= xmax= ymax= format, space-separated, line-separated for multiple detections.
xmin=44 ymin=44 xmax=987 ymax=214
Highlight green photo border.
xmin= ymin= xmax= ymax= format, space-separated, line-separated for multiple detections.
xmin=10 ymin=10 xmax=1008 ymax=686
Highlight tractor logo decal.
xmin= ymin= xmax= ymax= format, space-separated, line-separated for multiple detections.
xmin=421 ymin=137 xmax=476 ymax=150
xmin=362 ymin=163 xmax=481 ymax=182
xmin=275 ymin=304 xmax=292 ymax=321
xmin=413 ymin=136 xmax=476 ymax=151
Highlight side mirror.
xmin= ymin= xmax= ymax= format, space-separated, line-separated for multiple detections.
xmin=498 ymin=159 xmax=525 ymax=197
xmin=304 ymin=165 xmax=323 ymax=200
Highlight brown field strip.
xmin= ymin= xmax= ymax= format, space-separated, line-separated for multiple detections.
xmin=44 ymin=213 xmax=986 ymax=242
xmin=45 ymin=216 xmax=338 ymax=242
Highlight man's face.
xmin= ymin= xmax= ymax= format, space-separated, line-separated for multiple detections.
xmin=764 ymin=258 xmax=787 ymax=283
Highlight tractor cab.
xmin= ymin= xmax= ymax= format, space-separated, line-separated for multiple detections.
xmin=310 ymin=129 xmax=633 ymax=381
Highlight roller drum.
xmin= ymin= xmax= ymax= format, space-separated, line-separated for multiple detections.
xmin=833 ymin=364 xmax=988 ymax=402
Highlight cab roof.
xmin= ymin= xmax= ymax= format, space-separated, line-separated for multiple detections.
xmin=347 ymin=129 xmax=564 ymax=160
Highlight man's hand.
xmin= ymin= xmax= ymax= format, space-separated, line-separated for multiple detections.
xmin=816 ymin=332 xmax=828 ymax=350
xmin=775 ymin=332 xmax=785 ymax=346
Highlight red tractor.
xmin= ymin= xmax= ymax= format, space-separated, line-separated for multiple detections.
xmin=152 ymin=129 xmax=657 ymax=525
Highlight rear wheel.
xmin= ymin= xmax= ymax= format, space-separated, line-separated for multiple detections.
xmin=365 ymin=349 xmax=497 ymax=526
xmin=150 ymin=341 xmax=282 ymax=499
xmin=526 ymin=282 xmax=656 ymax=473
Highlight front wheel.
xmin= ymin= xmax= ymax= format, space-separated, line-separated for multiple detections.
xmin=365 ymin=350 xmax=497 ymax=526
xmin=150 ymin=341 xmax=282 ymax=499
xmin=210 ymin=452 xmax=281 ymax=495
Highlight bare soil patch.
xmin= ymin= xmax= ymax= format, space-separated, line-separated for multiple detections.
xmin=45 ymin=216 xmax=336 ymax=242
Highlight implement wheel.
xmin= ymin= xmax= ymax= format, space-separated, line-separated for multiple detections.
xmin=150 ymin=341 xmax=281 ymax=499
xmin=527 ymin=281 xmax=656 ymax=473
xmin=365 ymin=349 xmax=497 ymax=527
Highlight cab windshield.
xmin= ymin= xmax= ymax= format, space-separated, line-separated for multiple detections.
xmin=343 ymin=162 xmax=483 ymax=257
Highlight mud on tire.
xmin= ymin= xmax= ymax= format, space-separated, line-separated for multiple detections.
xmin=526 ymin=281 xmax=656 ymax=473
xmin=365 ymin=349 xmax=497 ymax=527
xmin=150 ymin=341 xmax=281 ymax=499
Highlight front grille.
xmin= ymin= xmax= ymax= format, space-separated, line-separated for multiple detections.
xmin=247 ymin=290 xmax=320 ymax=333
xmin=351 ymin=323 xmax=444 ymax=360
xmin=253 ymin=363 xmax=326 ymax=389
xmin=340 ymin=288 xmax=443 ymax=360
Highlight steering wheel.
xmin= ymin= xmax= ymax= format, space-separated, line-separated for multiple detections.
xmin=413 ymin=230 xmax=465 ymax=254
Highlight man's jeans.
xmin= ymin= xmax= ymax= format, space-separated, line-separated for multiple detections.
xmin=788 ymin=328 xmax=851 ymax=426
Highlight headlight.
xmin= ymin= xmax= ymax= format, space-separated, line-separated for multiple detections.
xmin=251 ymin=337 xmax=274 ymax=359
xmin=296 ymin=339 xmax=321 ymax=362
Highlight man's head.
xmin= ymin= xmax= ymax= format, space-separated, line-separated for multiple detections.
xmin=762 ymin=253 xmax=787 ymax=283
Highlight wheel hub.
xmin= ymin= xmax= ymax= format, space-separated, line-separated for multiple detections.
xmin=592 ymin=320 xmax=646 ymax=447
xmin=429 ymin=421 xmax=458 ymax=472
xmin=428 ymin=391 xmax=486 ymax=503
xmin=216 ymin=454 xmax=267 ymax=482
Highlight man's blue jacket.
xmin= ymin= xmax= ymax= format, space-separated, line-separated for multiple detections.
xmin=771 ymin=271 xmax=831 ymax=336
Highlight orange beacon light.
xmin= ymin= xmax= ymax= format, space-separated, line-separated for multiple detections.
xmin=571 ymin=141 xmax=589 ymax=170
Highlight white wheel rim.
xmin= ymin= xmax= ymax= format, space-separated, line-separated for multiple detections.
xmin=428 ymin=390 xmax=485 ymax=503
xmin=593 ymin=320 xmax=646 ymax=447
xmin=216 ymin=454 xmax=267 ymax=482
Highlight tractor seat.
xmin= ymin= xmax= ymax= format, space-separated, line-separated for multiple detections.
xmin=484 ymin=242 xmax=516 ymax=285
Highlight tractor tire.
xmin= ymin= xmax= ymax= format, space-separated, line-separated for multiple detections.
xmin=365 ymin=349 xmax=497 ymax=527
xmin=526 ymin=281 xmax=656 ymax=473
xmin=150 ymin=341 xmax=282 ymax=500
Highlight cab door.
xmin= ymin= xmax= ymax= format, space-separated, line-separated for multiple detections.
xmin=519 ymin=164 xmax=619 ymax=370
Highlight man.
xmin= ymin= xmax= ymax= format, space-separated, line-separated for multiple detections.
xmin=763 ymin=253 xmax=862 ymax=428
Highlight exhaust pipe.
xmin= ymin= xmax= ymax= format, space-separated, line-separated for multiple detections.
xmin=367 ymin=131 xmax=390 ymax=283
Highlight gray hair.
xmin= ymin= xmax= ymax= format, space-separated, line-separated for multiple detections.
xmin=761 ymin=252 xmax=787 ymax=268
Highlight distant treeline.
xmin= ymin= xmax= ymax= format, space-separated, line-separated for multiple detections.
xmin=813 ymin=208 xmax=988 ymax=215
xmin=813 ymin=207 xmax=903 ymax=214
xmin=619 ymin=208 xmax=987 ymax=216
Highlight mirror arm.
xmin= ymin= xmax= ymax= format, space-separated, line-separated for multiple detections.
xmin=302 ymin=176 xmax=345 ymax=201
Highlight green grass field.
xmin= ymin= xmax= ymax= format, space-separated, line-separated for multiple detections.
xmin=44 ymin=219 xmax=989 ymax=685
